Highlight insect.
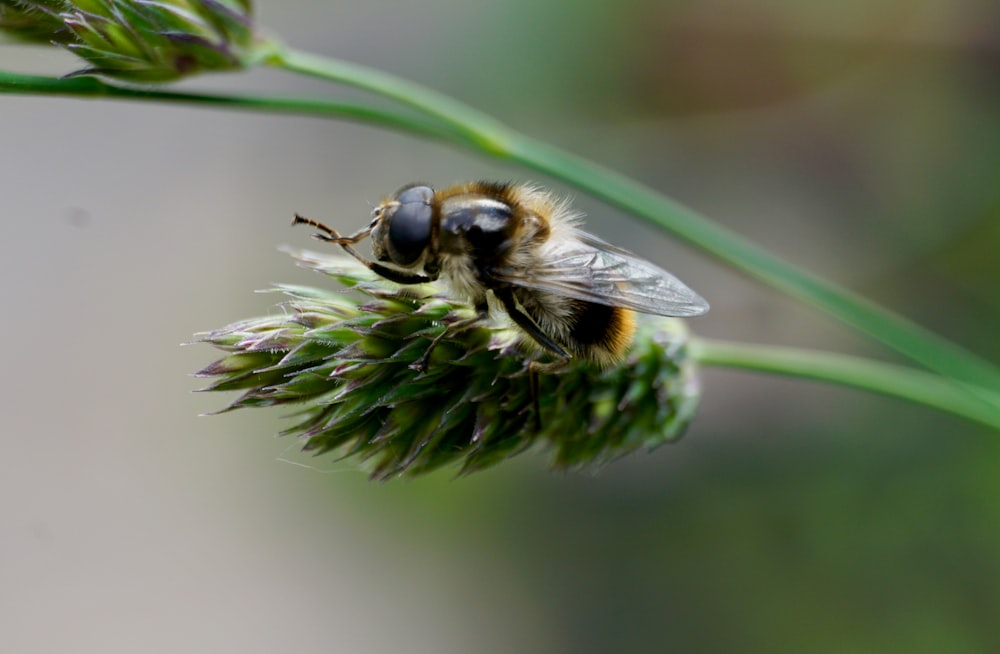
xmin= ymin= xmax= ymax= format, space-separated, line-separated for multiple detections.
xmin=293 ymin=181 xmax=708 ymax=370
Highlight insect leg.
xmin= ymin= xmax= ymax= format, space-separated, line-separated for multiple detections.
xmin=529 ymin=363 xmax=542 ymax=432
xmin=292 ymin=214 xmax=371 ymax=244
xmin=493 ymin=288 xmax=570 ymax=359
xmin=410 ymin=302 xmax=490 ymax=372
xmin=367 ymin=263 xmax=436 ymax=285
xmin=292 ymin=213 xmax=434 ymax=285
xmin=523 ymin=358 xmax=571 ymax=431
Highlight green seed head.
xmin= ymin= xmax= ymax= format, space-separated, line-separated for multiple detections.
xmin=195 ymin=248 xmax=701 ymax=480
xmin=1 ymin=1 xmax=69 ymax=44
xmin=1 ymin=0 xmax=265 ymax=82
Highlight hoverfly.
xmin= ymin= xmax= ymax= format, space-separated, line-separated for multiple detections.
xmin=294 ymin=182 xmax=708 ymax=369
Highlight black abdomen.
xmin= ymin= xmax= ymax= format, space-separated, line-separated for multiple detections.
xmin=569 ymin=301 xmax=618 ymax=346
xmin=568 ymin=300 xmax=633 ymax=353
xmin=514 ymin=288 xmax=637 ymax=366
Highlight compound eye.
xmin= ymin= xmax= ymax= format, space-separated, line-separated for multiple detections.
xmin=386 ymin=185 xmax=434 ymax=266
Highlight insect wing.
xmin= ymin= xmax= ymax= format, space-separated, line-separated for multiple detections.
xmin=492 ymin=230 xmax=709 ymax=317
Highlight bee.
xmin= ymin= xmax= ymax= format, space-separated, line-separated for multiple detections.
xmin=293 ymin=181 xmax=708 ymax=369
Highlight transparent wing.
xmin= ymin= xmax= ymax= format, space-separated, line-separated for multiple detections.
xmin=490 ymin=230 xmax=709 ymax=317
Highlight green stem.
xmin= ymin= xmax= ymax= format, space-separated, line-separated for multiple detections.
xmin=691 ymin=338 xmax=1000 ymax=431
xmin=0 ymin=71 xmax=454 ymax=141
xmin=266 ymin=48 xmax=1000 ymax=401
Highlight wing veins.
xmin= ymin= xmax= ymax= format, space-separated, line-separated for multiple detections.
xmin=489 ymin=230 xmax=709 ymax=317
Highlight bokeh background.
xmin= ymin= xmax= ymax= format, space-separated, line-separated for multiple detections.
xmin=2 ymin=1 xmax=999 ymax=652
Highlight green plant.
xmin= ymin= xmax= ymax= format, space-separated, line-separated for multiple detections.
xmin=3 ymin=1 xmax=997 ymax=478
